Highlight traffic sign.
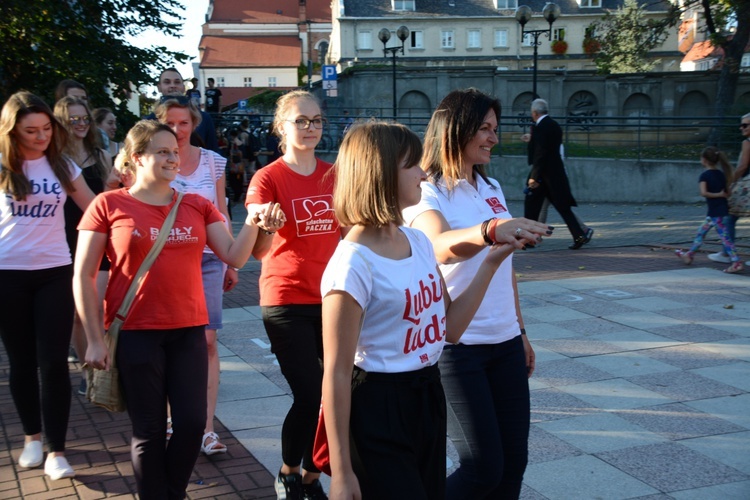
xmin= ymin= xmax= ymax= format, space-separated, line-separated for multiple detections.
xmin=322 ymin=80 xmax=338 ymax=90
xmin=322 ymin=65 xmax=337 ymax=81
xmin=238 ymin=100 xmax=247 ymax=109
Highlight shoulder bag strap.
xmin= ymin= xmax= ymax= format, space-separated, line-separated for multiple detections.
xmin=113 ymin=191 xmax=185 ymax=322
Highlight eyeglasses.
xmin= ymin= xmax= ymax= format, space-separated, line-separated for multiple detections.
xmin=286 ymin=118 xmax=326 ymax=130
xmin=69 ymin=115 xmax=91 ymax=126
xmin=741 ymin=123 xmax=750 ymax=129
xmin=159 ymin=95 xmax=191 ymax=106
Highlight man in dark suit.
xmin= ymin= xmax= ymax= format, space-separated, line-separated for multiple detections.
xmin=524 ymin=98 xmax=593 ymax=249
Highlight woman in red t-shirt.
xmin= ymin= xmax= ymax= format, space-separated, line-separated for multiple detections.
xmin=73 ymin=121 xmax=284 ymax=499
xmin=245 ymin=90 xmax=342 ymax=499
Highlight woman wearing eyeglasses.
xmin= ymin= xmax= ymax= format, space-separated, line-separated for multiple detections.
xmin=245 ymin=90 xmax=341 ymax=499
xmin=0 ymin=91 xmax=96 ymax=480
xmin=153 ymin=97 xmax=236 ymax=456
xmin=54 ymin=97 xmax=116 ymax=396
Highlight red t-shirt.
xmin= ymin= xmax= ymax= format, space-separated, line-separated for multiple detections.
xmin=245 ymin=158 xmax=340 ymax=306
xmin=78 ymin=189 xmax=224 ymax=330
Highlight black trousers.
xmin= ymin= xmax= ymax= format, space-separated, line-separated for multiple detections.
xmin=441 ymin=336 xmax=530 ymax=500
xmin=117 ymin=326 xmax=207 ymax=500
xmin=350 ymin=364 xmax=446 ymax=500
xmin=525 ymin=186 xmax=585 ymax=241
xmin=0 ymin=266 xmax=73 ymax=452
xmin=262 ymin=304 xmax=324 ymax=473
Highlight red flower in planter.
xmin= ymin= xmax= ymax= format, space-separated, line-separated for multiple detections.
xmin=551 ymin=40 xmax=568 ymax=55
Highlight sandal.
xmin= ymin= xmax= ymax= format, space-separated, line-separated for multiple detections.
xmin=675 ymin=250 xmax=693 ymax=265
xmin=201 ymin=432 xmax=227 ymax=456
xmin=166 ymin=418 xmax=173 ymax=441
xmin=724 ymin=261 xmax=744 ymax=274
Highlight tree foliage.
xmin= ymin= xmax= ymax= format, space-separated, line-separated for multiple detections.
xmin=0 ymin=0 xmax=189 ymax=131
xmin=591 ymin=0 xmax=676 ymax=74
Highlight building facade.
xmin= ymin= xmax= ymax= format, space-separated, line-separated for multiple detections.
xmin=327 ymin=0 xmax=681 ymax=73
xmin=197 ymin=0 xmax=332 ymax=109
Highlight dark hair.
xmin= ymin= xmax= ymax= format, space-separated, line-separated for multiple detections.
xmin=421 ymin=88 xmax=501 ymax=190
xmin=54 ymin=79 xmax=88 ymax=102
xmin=207 ymin=77 xmax=215 ymax=83
xmin=92 ymin=107 xmax=113 ymax=126
xmin=0 ymin=91 xmax=75 ymax=201
xmin=701 ymin=146 xmax=733 ymax=192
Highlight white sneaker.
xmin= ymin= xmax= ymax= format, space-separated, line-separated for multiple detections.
xmin=18 ymin=440 xmax=43 ymax=468
xmin=708 ymin=252 xmax=731 ymax=263
xmin=44 ymin=455 xmax=75 ymax=480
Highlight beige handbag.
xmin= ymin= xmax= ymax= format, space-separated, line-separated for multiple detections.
xmin=86 ymin=192 xmax=185 ymax=412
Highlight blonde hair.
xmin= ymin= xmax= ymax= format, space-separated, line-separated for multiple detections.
xmin=422 ymin=88 xmax=501 ymax=191
xmin=115 ymin=121 xmax=176 ymax=177
xmin=0 ymin=91 xmax=74 ymax=201
xmin=54 ymin=96 xmax=108 ymax=181
xmin=153 ymin=98 xmax=202 ymax=129
xmin=333 ymin=122 xmax=422 ymax=227
xmin=272 ymin=90 xmax=322 ymax=154
xmin=701 ymin=146 xmax=733 ymax=192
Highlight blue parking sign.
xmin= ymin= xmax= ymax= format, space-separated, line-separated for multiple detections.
xmin=322 ymin=65 xmax=337 ymax=81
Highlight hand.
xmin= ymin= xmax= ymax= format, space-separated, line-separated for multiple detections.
xmin=522 ymin=334 xmax=536 ymax=378
xmin=521 ymin=133 xmax=531 ymax=143
xmin=527 ymin=178 xmax=540 ymax=189
xmin=247 ymin=202 xmax=286 ymax=232
xmin=483 ymin=242 xmax=516 ymax=270
xmin=329 ymin=472 xmax=362 ymax=500
xmin=492 ymin=218 xmax=554 ymax=249
xmin=85 ymin=338 xmax=110 ymax=371
xmin=223 ymin=267 xmax=239 ymax=292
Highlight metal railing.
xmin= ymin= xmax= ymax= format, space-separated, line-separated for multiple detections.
xmin=213 ymin=111 xmax=746 ymax=161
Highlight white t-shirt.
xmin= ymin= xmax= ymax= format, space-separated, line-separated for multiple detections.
xmin=402 ymin=175 xmax=519 ymax=345
xmin=0 ymin=156 xmax=81 ymax=270
xmin=171 ymin=148 xmax=227 ymax=253
xmin=321 ymin=227 xmax=447 ymax=373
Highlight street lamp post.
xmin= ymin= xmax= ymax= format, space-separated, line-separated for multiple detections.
xmin=378 ymin=25 xmax=409 ymax=119
xmin=515 ymin=4 xmax=561 ymax=99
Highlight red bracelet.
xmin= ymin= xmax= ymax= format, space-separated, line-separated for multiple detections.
xmin=488 ymin=218 xmax=499 ymax=244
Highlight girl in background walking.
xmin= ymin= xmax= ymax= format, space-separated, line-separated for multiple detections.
xmin=676 ymin=146 xmax=743 ymax=273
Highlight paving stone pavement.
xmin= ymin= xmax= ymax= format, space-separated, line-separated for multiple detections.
xmin=1 ymin=202 xmax=748 ymax=499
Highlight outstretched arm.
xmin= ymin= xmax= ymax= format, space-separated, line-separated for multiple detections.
xmin=409 ymin=209 xmax=552 ymax=265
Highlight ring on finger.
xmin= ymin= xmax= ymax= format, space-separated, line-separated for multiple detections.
xmin=515 ymin=227 xmax=522 ymax=237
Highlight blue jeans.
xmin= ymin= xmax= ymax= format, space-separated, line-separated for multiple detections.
xmin=442 ymin=336 xmax=530 ymax=500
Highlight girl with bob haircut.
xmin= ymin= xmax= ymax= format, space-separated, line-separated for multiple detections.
xmin=154 ymin=96 xmax=235 ymax=456
xmin=246 ymin=89 xmax=340 ymax=499
xmin=321 ymin=122 xmax=541 ymax=499
xmin=73 ymin=120 xmax=284 ymax=499
xmin=404 ymin=88 xmax=551 ymax=499
xmin=0 ymin=91 xmax=96 ymax=480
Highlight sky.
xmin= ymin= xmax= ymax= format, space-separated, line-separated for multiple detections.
xmin=129 ymin=1 xmax=207 ymax=83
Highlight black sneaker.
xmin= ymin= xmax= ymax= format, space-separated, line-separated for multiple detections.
xmin=77 ymin=377 xmax=87 ymax=396
xmin=67 ymin=346 xmax=79 ymax=363
xmin=275 ymin=471 xmax=303 ymax=500
xmin=302 ymin=479 xmax=328 ymax=500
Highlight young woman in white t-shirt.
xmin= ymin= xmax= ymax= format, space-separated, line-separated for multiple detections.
xmin=154 ymin=97 xmax=235 ymax=455
xmin=320 ymin=122 xmax=546 ymax=499
xmin=0 ymin=91 xmax=96 ymax=480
